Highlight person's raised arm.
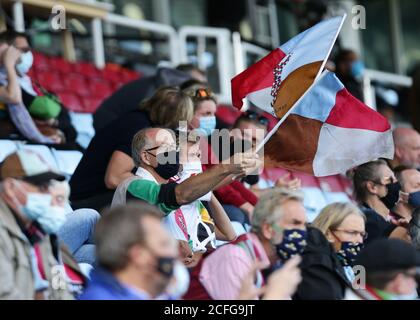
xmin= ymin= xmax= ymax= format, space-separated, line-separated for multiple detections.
xmin=0 ymin=46 xmax=22 ymax=104
xmin=175 ymin=152 xmax=261 ymax=205
xmin=209 ymin=194 xmax=237 ymax=241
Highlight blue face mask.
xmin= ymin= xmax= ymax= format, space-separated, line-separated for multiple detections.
xmin=16 ymin=51 xmax=33 ymax=76
xmin=275 ymin=228 xmax=307 ymax=261
xmin=21 ymin=193 xmax=67 ymax=234
xmin=198 ymin=116 xmax=216 ymax=136
xmin=408 ymin=191 xmax=420 ymax=209
xmin=350 ymin=60 xmax=365 ymax=79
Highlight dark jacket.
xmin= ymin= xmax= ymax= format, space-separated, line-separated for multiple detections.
xmin=293 ymin=227 xmax=351 ymax=300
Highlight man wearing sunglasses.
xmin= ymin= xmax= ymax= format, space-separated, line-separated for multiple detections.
xmin=112 ymin=127 xmax=261 ymax=217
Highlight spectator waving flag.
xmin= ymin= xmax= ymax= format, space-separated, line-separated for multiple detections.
xmin=231 ymin=14 xmax=346 ymax=117
xmin=261 ymin=71 xmax=394 ymax=176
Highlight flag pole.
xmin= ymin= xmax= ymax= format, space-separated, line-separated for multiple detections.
xmin=255 ymin=70 xmax=329 ymax=153
xmin=255 ymin=13 xmax=347 ymax=154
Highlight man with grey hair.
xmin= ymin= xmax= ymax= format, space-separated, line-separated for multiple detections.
xmin=390 ymin=127 xmax=420 ymax=169
xmin=183 ymin=188 xmax=306 ymax=300
xmin=112 ymin=127 xmax=261 ymax=216
xmin=79 ymin=202 xmax=179 ymax=300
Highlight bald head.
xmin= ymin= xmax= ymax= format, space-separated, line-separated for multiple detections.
xmin=393 ymin=128 xmax=420 ymax=168
xmin=132 ymin=128 xmax=175 ymax=167
xmin=397 ymin=168 xmax=420 ymax=193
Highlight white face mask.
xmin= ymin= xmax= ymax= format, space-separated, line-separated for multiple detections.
xmin=165 ymin=261 xmax=190 ymax=299
xmin=16 ymin=51 xmax=33 ymax=75
xmin=391 ymin=291 xmax=418 ymax=300
xmin=178 ymin=162 xmax=212 ymax=202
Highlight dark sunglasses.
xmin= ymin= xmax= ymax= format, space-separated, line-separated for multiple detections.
xmin=244 ymin=110 xmax=269 ymax=126
xmin=194 ymin=88 xmax=213 ymax=99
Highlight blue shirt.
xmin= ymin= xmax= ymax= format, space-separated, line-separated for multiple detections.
xmin=78 ymin=267 xmax=150 ymax=300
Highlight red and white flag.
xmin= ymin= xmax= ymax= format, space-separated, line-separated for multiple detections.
xmin=231 ymin=15 xmax=346 ymax=118
xmin=262 ymin=71 xmax=394 ymax=176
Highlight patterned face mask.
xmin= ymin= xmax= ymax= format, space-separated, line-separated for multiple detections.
xmin=275 ymin=228 xmax=307 ymax=261
xmin=336 ymin=241 xmax=363 ymax=266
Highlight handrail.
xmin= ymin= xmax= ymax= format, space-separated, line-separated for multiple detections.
xmin=178 ymin=26 xmax=234 ymax=105
xmin=104 ymin=13 xmax=180 ymax=66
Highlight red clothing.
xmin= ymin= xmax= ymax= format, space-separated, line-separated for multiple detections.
xmin=201 ymin=140 xmax=258 ymax=207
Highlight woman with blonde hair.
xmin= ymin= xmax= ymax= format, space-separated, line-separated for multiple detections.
xmin=293 ymin=202 xmax=366 ymax=300
xmin=69 ymin=86 xmax=194 ymax=211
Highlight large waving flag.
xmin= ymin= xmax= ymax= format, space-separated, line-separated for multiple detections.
xmin=261 ymin=71 xmax=394 ymax=176
xmin=231 ymin=15 xmax=346 ymax=117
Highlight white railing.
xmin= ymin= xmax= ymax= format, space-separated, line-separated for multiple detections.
xmin=178 ymin=26 xmax=234 ymax=104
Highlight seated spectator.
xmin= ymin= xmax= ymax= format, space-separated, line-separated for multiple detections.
xmin=394 ymin=166 xmax=420 ymax=221
xmin=334 ymin=49 xmax=364 ymax=101
xmin=183 ymin=188 xmax=307 ymax=300
xmin=0 ymin=30 xmax=64 ymax=144
xmin=79 ymin=202 xmax=179 ymax=300
xmin=409 ymin=208 xmax=420 ymax=250
xmin=111 ymin=127 xmax=259 ymax=215
xmin=93 ymin=64 xmax=206 ymax=131
xmin=0 ymin=150 xmax=86 ymax=299
xmin=346 ymin=239 xmax=420 ymax=300
xmin=47 ymin=179 xmax=100 ymax=266
xmin=69 ymin=86 xmax=194 ymax=211
xmin=389 ymin=127 xmax=420 ymax=169
xmin=353 ymin=160 xmax=408 ymax=243
xmin=162 ymin=131 xmax=237 ymax=265
xmin=294 ymin=203 xmax=366 ymax=300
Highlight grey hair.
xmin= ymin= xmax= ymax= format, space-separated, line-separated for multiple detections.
xmin=95 ymin=201 xmax=162 ymax=272
xmin=131 ymin=128 xmax=154 ymax=167
xmin=251 ymin=187 xmax=304 ymax=234
xmin=409 ymin=208 xmax=420 ymax=250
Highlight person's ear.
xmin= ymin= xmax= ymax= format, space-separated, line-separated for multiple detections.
xmin=140 ymin=150 xmax=152 ymax=166
xmin=129 ymin=244 xmax=149 ymax=269
xmin=394 ymin=146 xmax=403 ymax=160
xmin=261 ymin=222 xmax=274 ymax=241
xmin=325 ymin=229 xmax=336 ymax=243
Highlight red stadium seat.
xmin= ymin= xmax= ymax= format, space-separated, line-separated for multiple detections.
xmin=102 ymin=68 xmax=123 ymax=83
xmin=73 ymin=62 xmax=101 ymax=78
xmin=50 ymin=57 xmax=74 ymax=74
xmin=32 ymin=51 xmax=50 ymax=69
xmin=89 ymin=81 xmax=114 ymax=99
xmin=64 ymin=74 xmax=90 ymax=97
xmin=36 ymin=71 xmax=65 ymax=93
xmin=121 ymin=69 xmax=140 ymax=82
xmin=82 ymin=97 xmax=103 ymax=113
xmin=216 ymin=105 xmax=242 ymax=126
xmin=58 ymin=93 xmax=84 ymax=112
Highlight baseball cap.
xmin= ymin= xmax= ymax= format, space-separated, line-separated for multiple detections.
xmin=0 ymin=150 xmax=65 ymax=185
xmin=355 ymin=238 xmax=420 ymax=273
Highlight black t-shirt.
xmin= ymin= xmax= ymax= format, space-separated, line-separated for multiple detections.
xmin=361 ymin=205 xmax=397 ymax=244
xmin=69 ymin=110 xmax=151 ymax=200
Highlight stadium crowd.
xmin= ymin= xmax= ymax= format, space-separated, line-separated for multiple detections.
xmin=0 ymin=29 xmax=419 ymax=301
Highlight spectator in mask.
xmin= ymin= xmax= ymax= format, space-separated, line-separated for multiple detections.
xmin=183 ymin=188 xmax=307 ymax=300
xmin=0 ymin=30 xmax=66 ymax=144
xmin=111 ymin=127 xmax=260 ymax=216
xmin=93 ymin=64 xmax=206 ymax=132
xmin=394 ymin=166 xmax=420 ymax=221
xmin=79 ymin=202 xmax=179 ymax=300
xmin=353 ymin=160 xmax=408 ymax=243
xmin=346 ymin=239 xmax=420 ymax=300
xmin=334 ymin=49 xmax=364 ymax=101
xmin=0 ymin=150 xmax=86 ymax=299
xmin=389 ymin=127 xmax=420 ymax=169
xmin=294 ymin=203 xmax=366 ymax=300
xmin=409 ymin=208 xmax=420 ymax=250
xmin=162 ymin=131 xmax=237 ymax=266
xmin=69 ymin=86 xmax=194 ymax=211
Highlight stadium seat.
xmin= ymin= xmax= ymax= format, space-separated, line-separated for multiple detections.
xmin=64 ymin=74 xmax=90 ymax=97
xmin=36 ymin=71 xmax=65 ymax=93
xmin=102 ymin=68 xmax=123 ymax=83
xmin=82 ymin=96 xmax=103 ymax=113
xmin=88 ymin=81 xmax=114 ymax=99
xmin=73 ymin=62 xmax=102 ymax=78
xmin=58 ymin=92 xmax=84 ymax=112
xmin=50 ymin=57 xmax=74 ymax=74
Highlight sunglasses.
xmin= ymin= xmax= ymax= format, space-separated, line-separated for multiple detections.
xmin=194 ymin=88 xmax=213 ymax=99
xmin=244 ymin=110 xmax=269 ymax=126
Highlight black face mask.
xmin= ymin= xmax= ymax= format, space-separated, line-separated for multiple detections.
xmin=380 ymin=181 xmax=401 ymax=209
xmin=156 ymin=256 xmax=175 ymax=278
xmin=154 ymin=150 xmax=180 ymax=179
xmin=242 ymin=174 xmax=259 ymax=186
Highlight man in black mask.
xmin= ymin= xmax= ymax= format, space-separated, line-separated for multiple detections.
xmin=111 ymin=127 xmax=261 ymax=216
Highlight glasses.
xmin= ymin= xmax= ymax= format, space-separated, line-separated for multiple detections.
xmin=145 ymin=144 xmax=178 ymax=157
xmin=244 ymin=110 xmax=269 ymax=126
xmin=333 ymin=229 xmax=368 ymax=240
